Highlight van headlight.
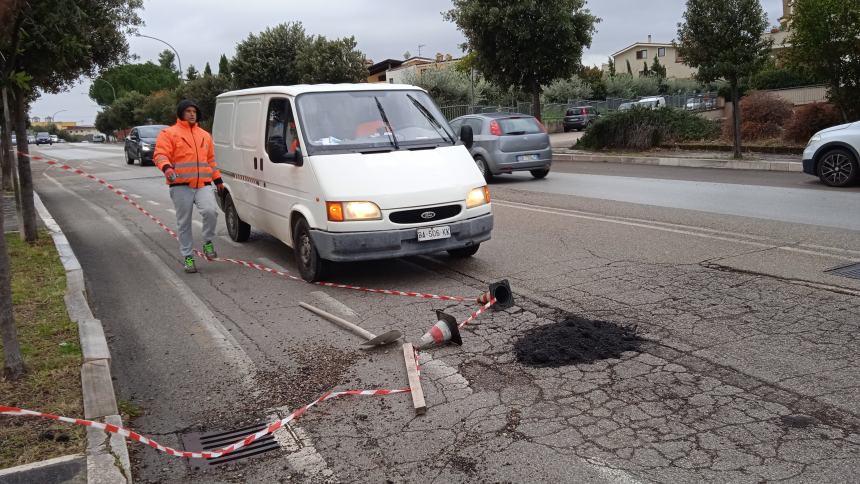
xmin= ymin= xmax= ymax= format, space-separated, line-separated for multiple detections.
xmin=466 ymin=186 xmax=491 ymax=208
xmin=326 ymin=201 xmax=381 ymax=221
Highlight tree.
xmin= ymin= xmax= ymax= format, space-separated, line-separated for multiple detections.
xmin=185 ymin=65 xmax=199 ymax=81
xmin=677 ymin=0 xmax=771 ymax=159
xmin=445 ymin=0 xmax=599 ymax=121
xmin=626 ymin=59 xmax=633 ymax=75
xmin=203 ymin=62 xmax=212 ymax=77
xmin=231 ymin=22 xmax=309 ymax=88
xmin=542 ymin=76 xmax=593 ymax=103
xmin=579 ymin=66 xmax=607 ymax=99
xmin=641 ymin=62 xmax=650 ymax=77
xmin=296 ymin=35 xmax=368 ymax=84
xmin=175 ymin=75 xmax=233 ymax=131
xmin=787 ymin=0 xmax=860 ymax=121
xmin=89 ymin=62 xmax=180 ymax=106
xmin=158 ymin=49 xmax=177 ymax=71
xmin=1 ymin=0 xmax=142 ymax=242
xmin=218 ymin=54 xmax=231 ymax=78
xmin=651 ymin=55 xmax=667 ymax=78
xmin=404 ymin=69 xmax=470 ymax=106
xmin=0 ymin=195 xmax=25 ymax=379
xmin=95 ymin=91 xmax=147 ymax=135
xmin=139 ymin=89 xmax=178 ymax=126
xmin=607 ymin=57 xmax=616 ymax=77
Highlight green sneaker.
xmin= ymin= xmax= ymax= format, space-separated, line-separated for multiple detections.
xmin=203 ymin=241 xmax=217 ymax=259
xmin=183 ymin=256 xmax=197 ymax=273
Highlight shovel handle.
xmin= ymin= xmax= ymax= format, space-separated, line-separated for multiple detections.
xmin=299 ymin=302 xmax=377 ymax=341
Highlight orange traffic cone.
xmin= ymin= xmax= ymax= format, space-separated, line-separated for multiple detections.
xmin=415 ymin=310 xmax=462 ymax=350
xmin=476 ymin=280 xmax=514 ymax=310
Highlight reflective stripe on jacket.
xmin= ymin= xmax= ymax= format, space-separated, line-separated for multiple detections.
xmin=153 ymin=119 xmax=222 ymax=188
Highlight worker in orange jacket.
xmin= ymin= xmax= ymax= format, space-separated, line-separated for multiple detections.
xmin=153 ymin=100 xmax=224 ymax=273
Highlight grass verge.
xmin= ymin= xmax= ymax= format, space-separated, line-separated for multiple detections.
xmin=0 ymin=230 xmax=86 ymax=468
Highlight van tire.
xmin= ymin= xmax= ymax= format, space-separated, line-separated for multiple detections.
xmin=447 ymin=244 xmax=480 ymax=258
xmin=293 ymin=218 xmax=327 ymax=282
xmin=225 ymin=195 xmax=251 ymax=242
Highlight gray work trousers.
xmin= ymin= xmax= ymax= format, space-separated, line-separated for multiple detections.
xmin=169 ymin=185 xmax=218 ymax=257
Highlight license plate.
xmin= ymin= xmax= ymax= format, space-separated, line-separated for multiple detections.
xmin=517 ymin=154 xmax=540 ymax=162
xmin=417 ymin=226 xmax=451 ymax=242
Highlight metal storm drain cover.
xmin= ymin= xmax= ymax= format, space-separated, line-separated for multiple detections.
xmin=825 ymin=262 xmax=860 ymax=281
xmin=181 ymin=422 xmax=280 ymax=470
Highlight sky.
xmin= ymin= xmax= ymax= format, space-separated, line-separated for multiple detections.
xmin=31 ymin=0 xmax=785 ymax=126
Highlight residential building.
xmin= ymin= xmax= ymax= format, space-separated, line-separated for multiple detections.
xmin=366 ymin=58 xmax=404 ymax=83
xmin=609 ymin=36 xmax=696 ymax=79
xmin=30 ymin=118 xmax=77 ymax=129
xmin=385 ymin=53 xmax=460 ymax=84
xmin=63 ymin=125 xmax=99 ymax=137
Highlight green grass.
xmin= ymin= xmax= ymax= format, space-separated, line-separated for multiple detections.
xmin=0 ymin=231 xmax=86 ymax=469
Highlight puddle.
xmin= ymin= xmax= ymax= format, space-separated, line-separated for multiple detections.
xmin=514 ymin=316 xmax=641 ymax=367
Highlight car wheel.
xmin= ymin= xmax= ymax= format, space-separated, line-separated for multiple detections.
xmin=817 ymin=148 xmax=858 ymax=187
xmin=447 ymin=244 xmax=480 ymax=258
xmin=474 ymin=155 xmax=493 ymax=182
xmin=293 ymin=218 xmax=327 ymax=282
xmin=530 ymin=168 xmax=550 ymax=179
xmin=224 ymin=194 xmax=251 ymax=242
xmin=126 ymin=150 xmax=135 ymax=165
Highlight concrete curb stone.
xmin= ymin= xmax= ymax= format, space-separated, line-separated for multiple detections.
xmin=32 ymin=192 xmax=132 ymax=484
xmin=552 ymin=151 xmax=803 ymax=173
xmin=0 ymin=454 xmax=86 ymax=484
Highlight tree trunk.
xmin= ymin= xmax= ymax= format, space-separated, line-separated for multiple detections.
xmin=0 ymin=89 xmax=13 ymax=192
xmin=13 ymin=88 xmax=37 ymax=242
xmin=731 ymin=81 xmax=742 ymax=160
xmin=531 ymin=84 xmax=542 ymax=123
xmin=0 ymin=193 xmax=26 ymax=379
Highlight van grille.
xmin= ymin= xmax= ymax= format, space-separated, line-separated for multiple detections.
xmin=390 ymin=204 xmax=461 ymax=224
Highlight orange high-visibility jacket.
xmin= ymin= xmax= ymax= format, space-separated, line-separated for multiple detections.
xmin=153 ymin=119 xmax=222 ymax=188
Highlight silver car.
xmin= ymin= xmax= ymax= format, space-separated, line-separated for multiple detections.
xmin=450 ymin=113 xmax=552 ymax=181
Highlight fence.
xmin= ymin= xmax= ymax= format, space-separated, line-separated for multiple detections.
xmin=762 ymin=85 xmax=827 ymax=105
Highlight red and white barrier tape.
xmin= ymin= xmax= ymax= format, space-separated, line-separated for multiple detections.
xmin=459 ymin=298 xmax=496 ymax=329
xmin=1 ymin=388 xmax=409 ymax=459
xmin=31 ymin=155 xmax=471 ymax=303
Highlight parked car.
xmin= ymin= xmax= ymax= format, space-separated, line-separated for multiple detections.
xmin=563 ymin=106 xmax=600 ymax=132
xmin=125 ymin=125 xmax=168 ymax=166
xmin=10 ymin=134 xmax=15 ymax=145
xmin=685 ymin=97 xmax=704 ymax=111
xmin=27 ymin=134 xmax=35 ymax=144
xmin=802 ymin=121 xmax=860 ymax=187
xmin=449 ymin=113 xmax=551 ymax=182
xmin=50 ymin=134 xmax=58 ymax=143
xmin=35 ymin=132 xmax=52 ymax=145
xmin=213 ymin=83 xmax=493 ymax=281
xmin=634 ymin=96 xmax=668 ymax=109
xmin=92 ymin=133 xmax=106 ymax=143
xmin=618 ymin=102 xmax=634 ymax=111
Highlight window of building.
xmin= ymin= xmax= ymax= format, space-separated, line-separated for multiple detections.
xmin=377 ymin=75 xmax=386 ymax=82
xmin=636 ymin=49 xmax=648 ymax=60
xmin=658 ymin=47 xmax=666 ymax=57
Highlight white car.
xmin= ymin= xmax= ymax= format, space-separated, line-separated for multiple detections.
xmin=802 ymin=122 xmax=860 ymax=187
xmin=213 ymin=83 xmax=493 ymax=281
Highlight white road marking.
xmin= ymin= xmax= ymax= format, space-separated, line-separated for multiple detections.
xmin=167 ymin=208 xmax=176 ymax=214
xmin=147 ymin=200 xmax=160 ymax=206
xmin=131 ymin=194 xmax=142 ymax=199
xmin=269 ymin=407 xmax=334 ymax=480
xmin=493 ymin=199 xmax=855 ymax=261
xmin=192 ymin=220 xmax=203 ymax=228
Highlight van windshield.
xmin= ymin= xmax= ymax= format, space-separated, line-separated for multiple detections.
xmin=296 ymin=90 xmax=455 ymax=154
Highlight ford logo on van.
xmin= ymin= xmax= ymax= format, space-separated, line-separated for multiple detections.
xmin=420 ymin=211 xmax=436 ymax=220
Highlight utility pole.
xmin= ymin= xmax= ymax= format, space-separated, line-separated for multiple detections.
xmin=418 ymin=44 xmax=426 ymax=58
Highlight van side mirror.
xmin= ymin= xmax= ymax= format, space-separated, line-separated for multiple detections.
xmin=268 ymin=139 xmax=303 ymax=166
xmin=460 ymin=125 xmax=474 ymax=149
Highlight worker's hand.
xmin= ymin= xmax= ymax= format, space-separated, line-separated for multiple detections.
xmin=164 ymin=167 xmax=177 ymax=183
xmin=215 ymin=182 xmax=224 ymax=195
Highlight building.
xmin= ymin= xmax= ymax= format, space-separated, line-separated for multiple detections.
xmin=385 ymin=53 xmax=460 ymax=84
xmin=63 ymin=125 xmax=100 ymax=137
xmin=29 ymin=118 xmax=77 ymax=129
xmin=766 ymin=0 xmax=794 ymax=55
xmin=609 ymin=36 xmax=696 ymax=79
xmin=366 ymin=59 xmax=404 ymax=83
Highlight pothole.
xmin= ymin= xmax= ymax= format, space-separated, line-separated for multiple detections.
xmin=514 ymin=316 xmax=641 ymax=367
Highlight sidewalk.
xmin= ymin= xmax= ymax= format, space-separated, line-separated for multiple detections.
xmin=552 ymin=148 xmax=803 ymax=172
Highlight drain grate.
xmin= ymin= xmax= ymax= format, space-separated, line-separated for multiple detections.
xmin=825 ymin=262 xmax=860 ymax=281
xmin=181 ymin=421 xmax=280 ymax=470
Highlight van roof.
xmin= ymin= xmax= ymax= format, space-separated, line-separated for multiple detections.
xmin=217 ymin=83 xmax=426 ymax=99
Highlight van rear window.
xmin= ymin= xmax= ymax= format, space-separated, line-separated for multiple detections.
xmin=497 ymin=117 xmax=542 ymax=135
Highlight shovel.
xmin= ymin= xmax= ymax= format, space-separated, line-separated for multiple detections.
xmin=299 ymin=302 xmax=402 ymax=347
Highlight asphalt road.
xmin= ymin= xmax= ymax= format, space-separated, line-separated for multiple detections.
xmin=30 ymin=143 xmax=860 ymax=483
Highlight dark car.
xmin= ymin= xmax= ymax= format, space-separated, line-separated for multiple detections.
xmin=125 ymin=125 xmax=168 ymax=166
xmin=35 ymin=132 xmax=52 ymax=145
xmin=563 ymin=106 xmax=599 ymax=132
xmin=450 ymin=113 xmax=552 ymax=182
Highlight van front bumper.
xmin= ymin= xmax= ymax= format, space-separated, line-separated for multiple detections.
xmin=310 ymin=213 xmax=493 ymax=262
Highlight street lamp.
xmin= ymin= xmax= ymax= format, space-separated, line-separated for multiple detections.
xmin=93 ymin=78 xmax=116 ymax=102
xmin=135 ymin=33 xmax=183 ymax=81
xmin=49 ymin=109 xmax=67 ymax=124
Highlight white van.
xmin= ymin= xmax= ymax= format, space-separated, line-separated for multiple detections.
xmin=212 ymin=84 xmax=493 ymax=281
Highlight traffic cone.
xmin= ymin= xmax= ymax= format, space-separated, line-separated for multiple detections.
xmin=476 ymin=280 xmax=514 ymax=310
xmin=415 ymin=310 xmax=462 ymax=350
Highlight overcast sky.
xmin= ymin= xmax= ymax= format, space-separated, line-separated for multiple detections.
xmin=31 ymin=0 xmax=784 ymax=125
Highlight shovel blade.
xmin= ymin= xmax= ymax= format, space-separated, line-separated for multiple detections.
xmin=361 ymin=330 xmax=402 ymax=347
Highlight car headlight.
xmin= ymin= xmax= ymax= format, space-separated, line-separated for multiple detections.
xmin=808 ymin=134 xmax=822 ymax=145
xmin=140 ymin=142 xmax=151 ymax=151
xmin=466 ymin=186 xmax=491 ymax=208
xmin=325 ymin=201 xmax=382 ymax=221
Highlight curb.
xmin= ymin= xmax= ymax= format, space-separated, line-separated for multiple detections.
xmin=0 ymin=454 xmax=86 ymax=484
xmin=33 ymin=193 xmax=132 ymax=484
xmin=553 ymin=151 xmax=803 ymax=172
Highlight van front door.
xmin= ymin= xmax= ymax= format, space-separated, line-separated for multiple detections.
xmin=261 ymin=97 xmax=315 ymax=246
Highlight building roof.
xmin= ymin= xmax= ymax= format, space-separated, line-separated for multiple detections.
xmin=368 ymin=58 xmax=404 ymax=75
xmin=611 ymin=42 xmax=674 ymax=58
xmin=218 ymin=83 xmax=426 ymax=99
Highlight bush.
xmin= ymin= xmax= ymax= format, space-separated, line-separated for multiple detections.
xmin=749 ymin=66 xmax=821 ymax=90
xmin=783 ymin=102 xmax=844 ymax=143
xmin=604 ymin=74 xmax=661 ymax=99
xmin=577 ymin=107 xmax=720 ymax=150
xmin=723 ymin=91 xmax=793 ymax=141
xmin=542 ymin=77 xmax=593 ymax=103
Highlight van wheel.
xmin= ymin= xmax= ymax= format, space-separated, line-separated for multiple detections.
xmin=474 ymin=155 xmax=493 ymax=182
xmin=293 ymin=218 xmax=327 ymax=282
xmin=225 ymin=195 xmax=251 ymax=242
xmin=447 ymin=244 xmax=480 ymax=258
xmin=530 ymin=168 xmax=550 ymax=179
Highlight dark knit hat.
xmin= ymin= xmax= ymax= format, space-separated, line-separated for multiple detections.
xmin=176 ymin=99 xmax=201 ymax=119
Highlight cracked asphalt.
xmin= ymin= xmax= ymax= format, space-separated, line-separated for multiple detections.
xmin=28 ymin=144 xmax=860 ymax=483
